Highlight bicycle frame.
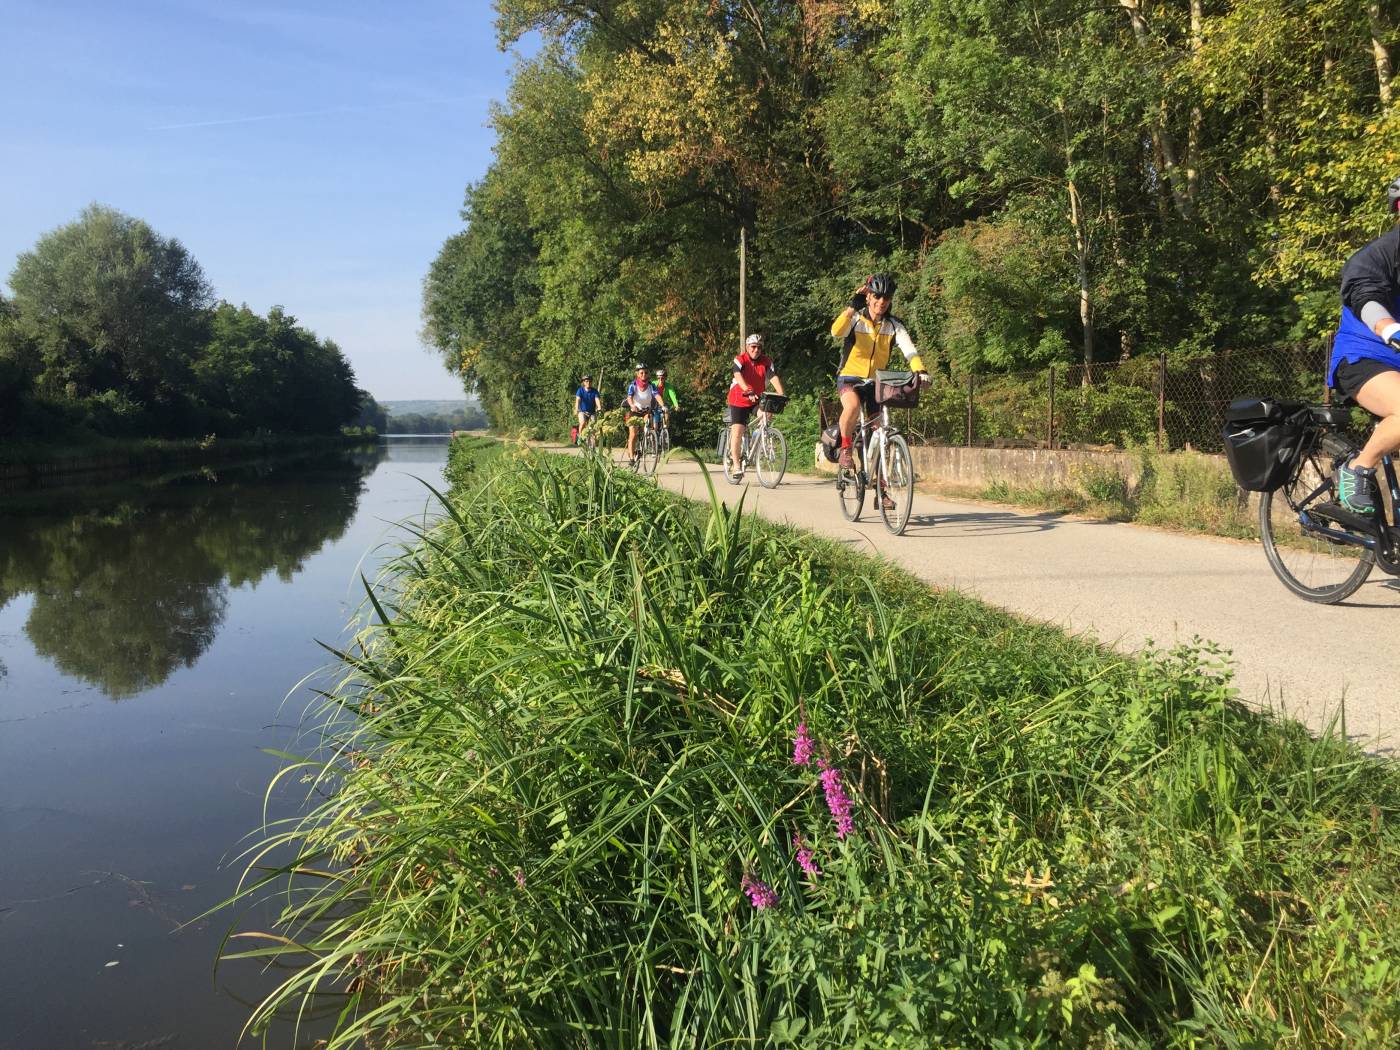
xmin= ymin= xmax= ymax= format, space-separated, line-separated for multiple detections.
xmin=852 ymin=400 xmax=897 ymax=489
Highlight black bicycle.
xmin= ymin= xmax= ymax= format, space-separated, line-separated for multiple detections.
xmin=1226 ymin=397 xmax=1394 ymax=603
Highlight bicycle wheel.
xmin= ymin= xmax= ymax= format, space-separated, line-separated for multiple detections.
xmin=837 ymin=454 xmax=864 ymax=521
xmin=1259 ymin=434 xmax=1373 ymax=603
xmin=878 ymin=433 xmax=915 ymax=535
xmin=721 ymin=434 xmax=743 ymax=484
xmin=641 ymin=430 xmax=661 ymax=476
xmin=755 ymin=426 xmax=788 ymax=489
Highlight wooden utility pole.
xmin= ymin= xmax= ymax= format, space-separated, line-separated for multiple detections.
xmin=738 ymin=225 xmax=747 ymax=352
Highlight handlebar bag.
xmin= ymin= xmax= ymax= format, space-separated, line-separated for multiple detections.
xmin=875 ymin=370 xmax=920 ymax=408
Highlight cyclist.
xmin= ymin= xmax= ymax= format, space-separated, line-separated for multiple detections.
xmin=573 ymin=374 xmax=601 ymax=445
xmin=727 ymin=334 xmax=785 ymax=478
xmin=830 ymin=273 xmax=929 ymax=504
xmin=655 ymin=367 xmax=681 ymax=430
xmin=1328 ymin=175 xmax=1400 ymax=514
xmin=624 ymin=363 xmax=659 ymax=463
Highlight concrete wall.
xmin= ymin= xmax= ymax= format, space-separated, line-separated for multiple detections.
xmin=812 ymin=442 xmax=1148 ymax=488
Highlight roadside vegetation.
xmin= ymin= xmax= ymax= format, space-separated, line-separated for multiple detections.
xmin=968 ymin=451 xmax=1259 ymax=540
xmin=228 ymin=440 xmax=1400 ymax=1047
xmin=422 ymin=2 xmax=1397 ymax=440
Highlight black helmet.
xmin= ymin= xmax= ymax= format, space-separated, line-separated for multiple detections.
xmin=867 ymin=272 xmax=897 ymax=299
xmin=1389 ymin=174 xmax=1400 ymax=214
xmin=581 ymin=374 xmax=593 ymax=382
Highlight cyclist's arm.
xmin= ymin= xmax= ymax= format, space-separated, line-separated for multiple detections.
xmin=766 ymin=361 xmax=785 ymax=397
xmin=891 ymin=319 xmax=927 ymax=373
xmin=732 ymin=356 xmax=757 ymax=400
xmin=1341 ymin=228 xmax=1400 ymax=343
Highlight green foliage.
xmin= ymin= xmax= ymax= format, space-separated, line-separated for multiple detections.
xmin=226 ymin=446 xmax=1400 ymax=1047
xmin=1 ymin=205 xmax=361 ymax=441
xmin=425 ymin=0 xmax=1396 ymax=441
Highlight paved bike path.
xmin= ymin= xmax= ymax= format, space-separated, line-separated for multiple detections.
xmin=597 ymin=450 xmax=1400 ymax=746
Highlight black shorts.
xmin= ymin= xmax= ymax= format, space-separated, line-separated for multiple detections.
xmin=724 ymin=404 xmax=752 ymax=425
xmin=1333 ymin=357 xmax=1398 ymax=402
xmin=836 ymin=374 xmax=878 ymax=412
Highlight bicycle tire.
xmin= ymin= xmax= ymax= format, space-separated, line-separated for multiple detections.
xmin=722 ymin=436 xmax=743 ymax=485
xmin=878 ymin=433 xmax=915 ymax=535
xmin=837 ymin=455 xmax=864 ymax=521
xmin=756 ymin=426 xmax=787 ymax=488
xmin=641 ymin=430 xmax=661 ymax=476
xmin=1259 ymin=435 xmax=1373 ymax=603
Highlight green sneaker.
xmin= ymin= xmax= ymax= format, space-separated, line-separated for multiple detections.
xmin=1336 ymin=458 xmax=1377 ymax=515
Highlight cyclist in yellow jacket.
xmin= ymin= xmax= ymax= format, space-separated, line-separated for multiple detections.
xmin=830 ymin=272 xmax=928 ymax=469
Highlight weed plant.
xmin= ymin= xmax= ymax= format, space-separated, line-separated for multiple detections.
xmin=225 ymin=440 xmax=1400 ymax=1047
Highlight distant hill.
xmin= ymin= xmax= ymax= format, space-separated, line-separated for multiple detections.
xmin=380 ymin=399 xmax=475 ymax=417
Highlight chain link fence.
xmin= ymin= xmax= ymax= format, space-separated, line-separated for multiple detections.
xmin=881 ymin=341 xmax=1333 ymax=454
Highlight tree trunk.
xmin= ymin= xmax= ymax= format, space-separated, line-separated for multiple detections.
xmin=1118 ymin=0 xmax=1196 ymax=220
xmin=1369 ymin=2 xmax=1395 ymax=105
xmin=1186 ymin=0 xmax=1203 ymax=205
xmin=1262 ymin=86 xmax=1281 ymax=207
xmin=1068 ymin=177 xmax=1095 ymax=372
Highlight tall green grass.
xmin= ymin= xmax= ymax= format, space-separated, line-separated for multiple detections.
xmin=223 ymin=440 xmax=1400 ymax=1047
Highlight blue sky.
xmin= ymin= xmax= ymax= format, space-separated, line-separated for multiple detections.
xmin=0 ymin=0 xmax=529 ymax=400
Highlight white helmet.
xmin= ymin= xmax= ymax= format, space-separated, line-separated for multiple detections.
xmin=745 ymin=333 xmax=763 ymax=346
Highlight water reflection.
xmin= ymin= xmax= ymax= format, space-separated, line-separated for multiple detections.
xmin=0 ymin=447 xmax=384 ymax=699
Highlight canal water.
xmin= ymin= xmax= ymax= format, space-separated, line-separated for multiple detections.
xmin=0 ymin=437 xmax=450 ymax=1049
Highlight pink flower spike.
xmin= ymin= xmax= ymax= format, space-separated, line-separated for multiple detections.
xmin=818 ymin=758 xmax=855 ymax=840
xmin=792 ymin=722 xmax=815 ymax=766
xmin=741 ymin=872 xmax=778 ymax=910
xmin=513 ymin=869 xmax=526 ymax=890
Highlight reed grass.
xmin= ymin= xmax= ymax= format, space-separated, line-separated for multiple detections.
xmin=222 ymin=439 xmax=1400 ymax=1048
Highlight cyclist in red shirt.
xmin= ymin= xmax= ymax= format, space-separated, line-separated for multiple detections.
xmin=726 ymin=334 xmax=785 ymax=479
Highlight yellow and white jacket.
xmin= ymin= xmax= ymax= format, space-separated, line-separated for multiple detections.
xmin=831 ymin=308 xmax=925 ymax=378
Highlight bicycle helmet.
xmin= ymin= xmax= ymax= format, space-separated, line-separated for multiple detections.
xmin=581 ymin=374 xmax=593 ymax=382
xmin=1389 ymin=174 xmax=1400 ymax=214
xmin=745 ymin=333 xmax=763 ymax=346
xmin=634 ymin=362 xmax=648 ymax=372
xmin=866 ymin=272 xmax=897 ymax=299
xmin=656 ymin=368 xmax=667 ymax=378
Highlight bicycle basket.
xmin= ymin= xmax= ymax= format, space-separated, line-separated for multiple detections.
xmin=874 ymin=370 xmax=920 ymax=408
xmin=759 ymin=392 xmax=788 ymax=414
xmin=1221 ymin=398 xmax=1305 ymax=492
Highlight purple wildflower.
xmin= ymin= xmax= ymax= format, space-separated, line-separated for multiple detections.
xmin=792 ymin=721 xmax=815 ymax=766
xmin=513 ymin=869 xmax=526 ymax=890
xmin=794 ymin=836 xmax=822 ymax=879
xmin=818 ymin=758 xmax=855 ymax=840
xmin=740 ymin=872 xmax=779 ymax=910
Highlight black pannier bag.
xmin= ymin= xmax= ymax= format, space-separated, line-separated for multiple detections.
xmin=820 ymin=424 xmax=842 ymax=463
xmin=1221 ymin=398 xmax=1305 ymax=492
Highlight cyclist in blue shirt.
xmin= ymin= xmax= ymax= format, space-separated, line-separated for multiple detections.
xmin=574 ymin=375 xmax=602 ymax=445
xmin=1329 ymin=175 xmax=1400 ymax=514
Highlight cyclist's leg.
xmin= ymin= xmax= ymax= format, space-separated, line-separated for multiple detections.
xmin=626 ymin=413 xmax=638 ymax=459
xmin=725 ymin=404 xmax=750 ymax=471
xmin=1349 ymin=366 xmax=1400 ymax=468
xmin=1335 ymin=360 xmax=1400 ymax=512
xmin=836 ymin=379 xmax=862 ymax=468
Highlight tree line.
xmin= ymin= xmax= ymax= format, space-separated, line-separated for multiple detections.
xmin=0 ymin=204 xmax=366 ymax=441
xmin=421 ymin=0 xmax=1398 ymax=437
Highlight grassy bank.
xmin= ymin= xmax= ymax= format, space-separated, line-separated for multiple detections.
xmin=227 ymin=440 xmax=1400 ymax=1047
xmin=960 ymin=450 xmax=1259 ymax=540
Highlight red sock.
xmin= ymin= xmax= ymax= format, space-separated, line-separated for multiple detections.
xmin=840 ymin=436 xmax=852 ymax=448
